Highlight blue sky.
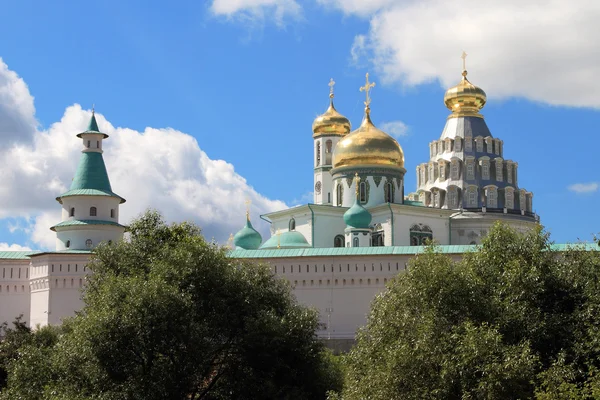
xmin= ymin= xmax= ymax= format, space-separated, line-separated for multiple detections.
xmin=0 ymin=0 xmax=598 ymax=249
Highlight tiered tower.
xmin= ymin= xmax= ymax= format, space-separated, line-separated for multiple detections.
xmin=51 ymin=110 xmax=126 ymax=250
xmin=412 ymin=53 xmax=534 ymax=215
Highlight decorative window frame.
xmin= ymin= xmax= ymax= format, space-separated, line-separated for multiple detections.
xmin=475 ymin=137 xmax=484 ymax=153
xmin=466 ymin=157 xmax=475 ymax=180
xmin=495 ymin=158 xmax=504 ymax=182
xmin=506 ymin=162 xmax=513 ymax=184
xmin=465 ymin=137 xmax=473 ymax=152
xmin=316 ymin=141 xmax=321 ymax=167
xmin=447 ymin=186 xmax=458 ymax=209
xmin=480 ymin=157 xmax=491 ymax=180
xmin=505 ymin=187 xmax=515 ymax=209
xmin=467 ymin=186 xmax=478 ymax=207
xmin=485 ymin=137 xmax=493 ymax=153
xmin=455 ymin=138 xmax=462 ymax=152
xmin=450 ymin=159 xmax=460 ymax=180
xmin=485 ymin=185 xmax=498 ymax=208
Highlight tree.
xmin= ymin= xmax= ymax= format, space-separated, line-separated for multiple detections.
xmin=341 ymin=223 xmax=600 ymax=399
xmin=2 ymin=210 xmax=341 ymax=399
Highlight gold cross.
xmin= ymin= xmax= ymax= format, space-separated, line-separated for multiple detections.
xmin=92 ymin=103 xmax=95 ymax=114
xmin=461 ymin=51 xmax=468 ymax=71
xmin=328 ymin=78 xmax=335 ymax=98
xmin=359 ymin=73 xmax=376 ymax=107
xmin=276 ymin=229 xmax=281 ymax=249
xmin=244 ymin=198 xmax=251 ymax=219
xmin=227 ymin=233 xmax=234 ymax=248
xmin=355 ymin=172 xmax=361 ymax=198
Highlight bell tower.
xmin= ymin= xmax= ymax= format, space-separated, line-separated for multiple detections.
xmin=312 ymin=79 xmax=351 ymax=205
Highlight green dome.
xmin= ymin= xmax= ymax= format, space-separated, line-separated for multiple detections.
xmin=260 ymin=231 xmax=311 ymax=250
xmin=343 ymin=199 xmax=372 ymax=229
xmin=233 ymin=219 xmax=262 ymax=250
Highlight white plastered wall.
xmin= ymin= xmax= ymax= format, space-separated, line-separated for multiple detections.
xmin=0 ymin=260 xmax=31 ymax=325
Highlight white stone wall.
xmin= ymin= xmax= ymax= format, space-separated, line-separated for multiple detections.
xmin=55 ymin=225 xmax=124 ymax=251
xmin=60 ymin=196 xmax=121 ymax=222
xmin=0 ymin=260 xmax=31 ymax=325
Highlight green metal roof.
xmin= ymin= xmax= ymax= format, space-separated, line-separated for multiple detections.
xmin=76 ymin=113 xmax=109 ymax=138
xmin=57 ymin=188 xmax=126 ymax=203
xmin=50 ymin=219 xmax=126 ymax=232
xmin=0 ymin=251 xmax=40 ymax=260
xmin=57 ymin=152 xmax=125 ymax=203
xmin=344 ymin=199 xmax=372 ymax=229
xmin=404 ymin=200 xmax=424 ymax=206
xmin=28 ymin=250 xmax=93 ymax=257
xmin=229 ymin=243 xmax=599 ymax=259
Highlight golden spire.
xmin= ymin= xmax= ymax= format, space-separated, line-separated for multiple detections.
xmin=354 ymin=172 xmax=361 ymax=198
xmin=328 ymin=78 xmax=335 ymax=99
xmin=359 ymin=72 xmax=376 ymax=112
xmin=244 ymin=198 xmax=251 ymax=220
xmin=461 ymin=51 xmax=467 ymax=72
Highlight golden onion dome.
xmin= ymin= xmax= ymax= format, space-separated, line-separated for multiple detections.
xmin=332 ymin=108 xmax=405 ymax=170
xmin=444 ymin=70 xmax=487 ymax=118
xmin=312 ymin=79 xmax=351 ymax=137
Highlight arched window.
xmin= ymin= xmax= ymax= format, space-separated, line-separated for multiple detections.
xmin=336 ymin=183 xmax=343 ymax=206
xmin=384 ymin=182 xmax=393 ymax=203
xmin=325 ymin=140 xmax=333 ymax=164
xmin=85 ymin=239 xmax=92 ymax=248
xmin=90 ymin=207 xmax=97 ymax=216
xmin=316 ymin=142 xmax=321 ymax=166
xmin=69 ymin=207 xmax=75 ymax=217
xmin=334 ymin=235 xmax=344 ymax=248
xmin=110 ymin=209 xmax=115 ymax=218
xmin=87 ymin=140 xmax=91 ymax=148
xmin=289 ymin=218 xmax=296 ymax=231
xmin=359 ymin=182 xmax=367 ymax=203
xmin=468 ymin=188 xmax=478 ymax=207
xmin=411 ymin=236 xmax=419 ymax=246
xmin=65 ymin=240 xmax=70 ymax=248
xmin=353 ymin=237 xmax=359 ymax=247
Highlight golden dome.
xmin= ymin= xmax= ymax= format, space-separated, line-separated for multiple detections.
xmin=444 ymin=70 xmax=487 ymax=118
xmin=332 ymin=109 xmax=405 ymax=170
xmin=312 ymin=80 xmax=351 ymax=137
xmin=312 ymin=99 xmax=351 ymax=137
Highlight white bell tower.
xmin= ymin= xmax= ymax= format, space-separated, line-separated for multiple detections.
xmin=312 ymin=79 xmax=351 ymax=205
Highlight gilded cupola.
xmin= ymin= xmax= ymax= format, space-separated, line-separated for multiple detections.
xmin=312 ymin=78 xmax=351 ymax=137
xmin=332 ymin=73 xmax=405 ymax=170
xmin=444 ymin=52 xmax=487 ymax=118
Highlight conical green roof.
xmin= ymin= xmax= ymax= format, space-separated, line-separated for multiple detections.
xmin=233 ymin=218 xmax=262 ymax=250
xmin=77 ymin=113 xmax=109 ymax=138
xmin=343 ymin=198 xmax=372 ymax=229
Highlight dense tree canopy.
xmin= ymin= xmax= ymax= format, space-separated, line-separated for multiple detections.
xmin=341 ymin=223 xmax=600 ymax=399
xmin=0 ymin=210 xmax=341 ymax=400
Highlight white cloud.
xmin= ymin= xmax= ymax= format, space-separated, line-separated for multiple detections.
xmin=0 ymin=59 xmax=286 ymax=250
xmin=210 ymin=0 xmax=302 ymax=26
xmin=568 ymin=182 xmax=599 ymax=194
xmin=379 ymin=120 xmax=408 ymax=138
xmin=323 ymin=0 xmax=600 ymax=108
xmin=0 ymin=243 xmax=32 ymax=251
xmin=0 ymin=57 xmax=37 ymax=143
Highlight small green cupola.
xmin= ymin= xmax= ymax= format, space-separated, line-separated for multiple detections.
xmin=344 ymin=174 xmax=372 ymax=229
xmin=233 ymin=209 xmax=262 ymax=250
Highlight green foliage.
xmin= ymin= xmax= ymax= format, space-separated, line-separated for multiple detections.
xmin=1 ymin=210 xmax=340 ymax=399
xmin=342 ymin=223 xmax=600 ymax=399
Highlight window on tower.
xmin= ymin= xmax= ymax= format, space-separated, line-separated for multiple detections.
xmin=85 ymin=239 xmax=92 ymax=248
xmin=359 ymin=182 xmax=367 ymax=203
xmin=96 ymin=141 xmax=99 ymax=148
xmin=90 ymin=207 xmax=97 ymax=216
xmin=334 ymin=235 xmax=344 ymax=248
xmin=69 ymin=207 xmax=75 ymax=217
xmin=336 ymin=183 xmax=343 ymax=206
xmin=289 ymin=218 xmax=296 ymax=231
xmin=353 ymin=237 xmax=359 ymax=247
xmin=65 ymin=240 xmax=70 ymax=248
xmin=325 ymin=140 xmax=332 ymax=164
xmin=87 ymin=140 xmax=91 ymax=148
xmin=316 ymin=142 xmax=321 ymax=166
xmin=384 ymin=182 xmax=393 ymax=203
xmin=110 ymin=209 xmax=115 ymax=218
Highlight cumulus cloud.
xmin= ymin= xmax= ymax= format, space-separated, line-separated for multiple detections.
xmin=379 ymin=120 xmax=408 ymax=138
xmin=0 ymin=59 xmax=286 ymax=250
xmin=324 ymin=0 xmax=600 ymax=107
xmin=0 ymin=58 xmax=37 ymax=143
xmin=0 ymin=243 xmax=32 ymax=251
xmin=568 ymin=182 xmax=599 ymax=194
xmin=210 ymin=0 xmax=302 ymax=26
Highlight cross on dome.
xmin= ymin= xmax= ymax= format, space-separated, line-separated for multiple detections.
xmin=461 ymin=51 xmax=468 ymax=71
xmin=328 ymin=78 xmax=335 ymax=98
xmin=245 ymin=198 xmax=252 ymax=220
xmin=354 ymin=172 xmax=361 ymax=198
xmin=359 ymin=73 xmax=376 ymax=108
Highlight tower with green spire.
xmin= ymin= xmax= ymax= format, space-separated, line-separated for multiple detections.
xmin=51 ymin=109 xmax=126 ymax=250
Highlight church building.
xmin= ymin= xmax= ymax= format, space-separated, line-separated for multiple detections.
xmin=0 ymin=62 xmax=564 ymax=350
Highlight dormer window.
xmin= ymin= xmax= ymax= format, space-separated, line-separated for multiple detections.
xmin=90 ymin=207 xmax=97 ymax=216
xmin=465 ymin=138 xmax=472 ymax=152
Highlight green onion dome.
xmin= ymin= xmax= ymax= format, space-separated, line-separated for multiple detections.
xmin=233 ymin=218 xmax=262 ymax=250
xmin=343 ymin=199 xmax=372 ymax=229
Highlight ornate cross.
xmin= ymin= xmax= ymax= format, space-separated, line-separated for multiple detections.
xmin=359 ymin=73 xmax=376 ymax=107
xmin=461 ymin=51 xmax=468 ymax=71
xmin=355 ymin=172 xmax=361 ymax=198
xmin=244 ymin=198 xmax=251 ymax=219
xmin=328 ymin=78 xmax=335 ymax=98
